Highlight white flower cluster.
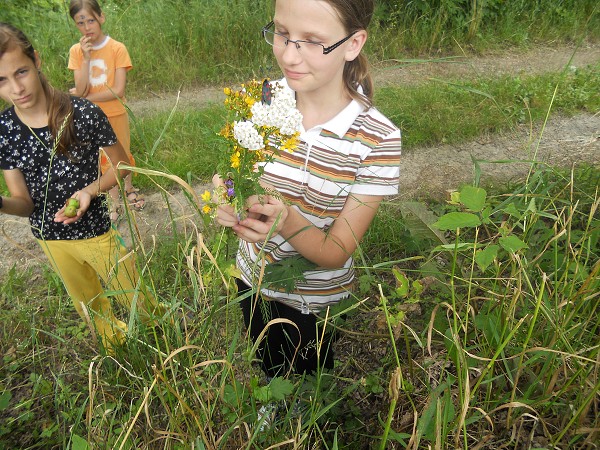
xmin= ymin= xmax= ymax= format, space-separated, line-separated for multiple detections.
xmin=250 ymin=84 xmax=303 ymax=136
xmin=233 ymin=120 xmax=264 ymax=150
xmin=232 ymin=82 xmax=303 ymax=151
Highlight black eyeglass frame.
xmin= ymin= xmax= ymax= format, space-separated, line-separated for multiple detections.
xmin=261 ymin=21 xmax=356 ymax=55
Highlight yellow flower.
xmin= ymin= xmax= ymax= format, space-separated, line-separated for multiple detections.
xmin=280 ymin=134 xmax=300 ymax=153
xmin=202 ymin=204 xmax=212 ymax=214
xmin=223 ymin=87 xmax=231 ymax=95
xmin=201 ymin=190 xmax=212 ymax=202
xmin=227 ymin=124 xmax=236 ymax=138
xmin=230 ymin=151 xmax=240 ymax=169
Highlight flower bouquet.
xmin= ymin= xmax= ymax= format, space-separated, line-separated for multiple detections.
xmin=202 ymin=79 xmax=303 ymax=219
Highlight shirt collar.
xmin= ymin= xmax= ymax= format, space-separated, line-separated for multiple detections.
xmin=92 ymin=35 xmax=110 ymax=51
xmin=278 ymin=78 xmax=365 ymax=138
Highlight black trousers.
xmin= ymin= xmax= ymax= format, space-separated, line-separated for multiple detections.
xmin=236 ymin=279 xmax=335 ymax=378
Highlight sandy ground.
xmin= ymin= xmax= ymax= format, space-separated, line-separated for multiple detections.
xmin=1 ymin=44 xmax=599 ymax=274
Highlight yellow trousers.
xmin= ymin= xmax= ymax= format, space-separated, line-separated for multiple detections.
xmin=37 ymin=228 xmax=161 ymax=353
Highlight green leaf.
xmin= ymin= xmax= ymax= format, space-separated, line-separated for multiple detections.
xmin=392 ymin=267 xmax=409 ymax=297
xmin=268 ymin=377 xmax=294 ymax=400
xmin=499 ymin=235 xmax=528 ymax=253
xmin=481 ymin=206 xmax=493 ymax=224
xmin=70 ymin=434 xmax=90 ymax=450
xmin=0 ymin=392 xmax=11 ymax=410
xmin=412 ymin=279 xmax=424 ymax=295
xmin=331 ymin=429 xmax=339 ymax=450
xmin=416 ymin=376 xmax=455 ymax=442
xmin=398 ymin=201 xmax=447 ymax=243
xmin=358 ymin=274 xmax=374 ymax=295
xmin=449 ymin=190 xmax=461 ymax=204
xmin=223 ymin=379 xmax=247 ymax=405
xmin=41 ymin=423 xmax=58 ymax=438
xmin=387 ymin=429 xmax=411 ymax=445
xmin=433 ymin=212 xmax=481 ymax=230
xmin=263 ymin=255 xmax=317 ymax=293
xmin=434 ymin=242 xmax=475 ymax=251
xmin=475 ymin=244 xmax=499 ymax=271
xmin=253 ymin=377 xmax=294 ymax=402
xmin=503 ymin=202 xmax=522 ymax=219
xmin=459 ymin=185 xmax=487 ymax=212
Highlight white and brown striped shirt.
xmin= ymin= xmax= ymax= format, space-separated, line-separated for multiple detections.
xmin=237 ymin=80 xmax=401 ymax=313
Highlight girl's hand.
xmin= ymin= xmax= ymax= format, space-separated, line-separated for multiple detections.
xmin=211 ymin=174 xmax=269 ymax=229
xmin=80 ymin=36 xmax=92 ymax=61
xmin=232 ymin=194 xmax=289 ymax=243
xmin=54 ymin=190 xmax=92 ymax=224
xmin=215 ymin=202 xmax=239 ymax=227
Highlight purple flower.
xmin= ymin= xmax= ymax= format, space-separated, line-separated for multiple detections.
xmin=227 ymin=188 xmax=235 ymax=198
xmin=225 ymin=179 xmax=234 ymax=187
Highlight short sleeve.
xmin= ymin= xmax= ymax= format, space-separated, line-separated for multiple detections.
xmin=68 ymin=43 xmax=83 ymax=71
xmin=114 ymin=41 xmax=132 ymax=72
xmin=352 ymin=121 xmax=401 ymax=196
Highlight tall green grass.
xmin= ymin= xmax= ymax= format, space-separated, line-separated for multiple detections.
xmin=1 ymin=0 xmax=598 ymax=94
xmin=375 ymin=0 xmax=599 ymax=54
xmin=1 ymin=0 xmax=276 ymax=93
xmin=1 ymin=157 xmax=597 ymax=448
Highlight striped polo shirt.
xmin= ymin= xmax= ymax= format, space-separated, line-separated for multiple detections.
xmin=237 ymin=79 xmax=401 ymax=313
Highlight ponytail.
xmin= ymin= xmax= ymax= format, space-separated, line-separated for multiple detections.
xmin=39 ymin=73 xmax=78 ymax=156
xmin=324 ymin=0 xmax=375 ymax=109
xmin=344 ymin=53 xmax=373 ymax=109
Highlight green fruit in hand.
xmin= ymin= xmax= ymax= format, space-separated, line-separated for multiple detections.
xmin=64 ymin=198 xmax=80 ymax=217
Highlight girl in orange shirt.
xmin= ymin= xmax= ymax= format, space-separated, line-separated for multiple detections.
xmin=68 ymin=0 xmax=145 ymax=222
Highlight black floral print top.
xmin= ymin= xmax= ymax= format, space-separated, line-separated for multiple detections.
xmin=0 ymin=97 xmax=115 ymax=240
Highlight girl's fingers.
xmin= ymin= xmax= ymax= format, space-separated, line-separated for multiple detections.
xmin=212 ymin=173 xmax=225 ymax=187
xmin=54 ymin=208 xmax=83 ymax=224
xmin=232 ymin=226 xmax=264 ymax=243
xmin=215 ymin=204 xmax=239 ymax=227
xmin=233 ymin=217 xmax=278 ymax=242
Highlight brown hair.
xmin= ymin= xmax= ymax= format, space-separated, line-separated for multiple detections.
xmin=0 ymin=23 xmax=77 ymax=156
xmin=321 ymin=0 xmax=375 ymax=108
xmin=69 ymin=0 xmax=104 ymax=20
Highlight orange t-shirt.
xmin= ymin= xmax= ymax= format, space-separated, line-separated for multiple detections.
xmin=68 ymin=36 xmax=132 ymax=118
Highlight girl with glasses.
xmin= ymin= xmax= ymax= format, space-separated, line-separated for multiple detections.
xmin=0 ymin=23 xmax=164 ymax=354
xmin=213 ymin=0 xmax=401 ymax=380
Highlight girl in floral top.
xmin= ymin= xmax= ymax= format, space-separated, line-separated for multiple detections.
xmin=0 ymin=22 xmax=162 ymax=354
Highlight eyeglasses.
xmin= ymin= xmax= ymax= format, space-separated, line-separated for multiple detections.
xmin=262 ymin=21 xmax=356 ymax=55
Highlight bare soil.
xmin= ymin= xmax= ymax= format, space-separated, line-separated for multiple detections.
xmin=1 ymin=44 xmax=599 ymax=274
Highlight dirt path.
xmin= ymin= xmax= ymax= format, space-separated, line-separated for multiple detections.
xmin=1 ymin=44 xmax=599 ymax=273
xmin=131 ymin=43 xmax=600 ymax=115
